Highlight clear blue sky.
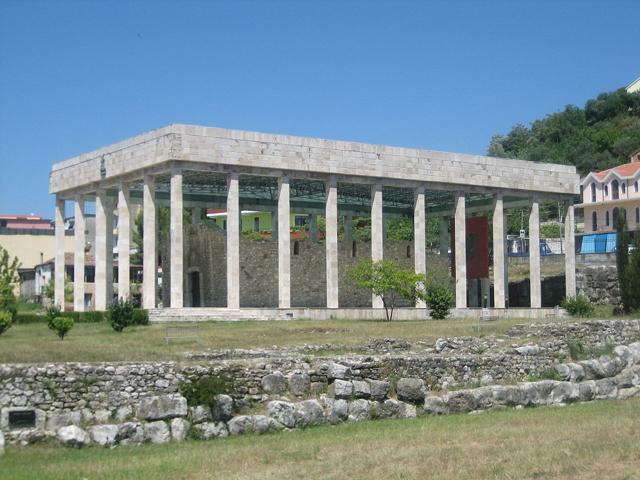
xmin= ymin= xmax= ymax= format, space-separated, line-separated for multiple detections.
xmin=0 ymin=0 xmax=637 ymax=217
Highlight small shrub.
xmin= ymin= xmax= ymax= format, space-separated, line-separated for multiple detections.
xmin=108 ymin=299 xmax=135 ymax=332
xmin=561 ymin=295 xmax=594 ymax=318
xmin=131 ymin=309 xmax=149 ymax=326
xmin=51 ymin=316 xmax=74 ymax=340
xmin=527 ymin=368 xmax=562 ymax=382
xmin=46 ymin=305 xmax=62 ymax=330
xmin=425 ymin=283 xmax=455 ymax=320
xmin=568 ymin=340 xmax=585 ymax=360
xmin=0 ymin=310 xmax=13 ymax=335
xmin=180 ymin=375 xmax=236 ymax=409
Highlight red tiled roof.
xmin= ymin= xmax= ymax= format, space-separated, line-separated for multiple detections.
xmin=595 ymin=160 xmax=640 ymax=180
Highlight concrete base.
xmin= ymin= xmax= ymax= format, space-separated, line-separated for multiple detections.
xmin=149 ymin=307 xmax=567 ymax=322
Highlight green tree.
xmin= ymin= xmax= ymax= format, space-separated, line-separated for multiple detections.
xmin=132 ymin=207 xmax=191 ymax=264
xmin=615 ymin=214 xmax=632 ymax=312
xmin=623 ymin=231 xmax=640 ymax=312
xmin=0 ymin=246 xmax=20 ymax=311
xmin=347 ymin=259 xmax=424 ymax=321
xmin=43 ymin=274 xmax=73 ymax=304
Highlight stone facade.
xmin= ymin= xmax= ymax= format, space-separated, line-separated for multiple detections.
xmin=161 ymin=224 xmax=448 ymax=308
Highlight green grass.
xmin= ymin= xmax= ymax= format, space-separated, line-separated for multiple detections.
xmin=0 ymin=316 xmax=603 ymax=363
xmin=1 ymin=399 xmax=639 ymax=480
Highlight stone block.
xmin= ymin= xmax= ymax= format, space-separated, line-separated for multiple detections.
xmin=288 ymin=372 xmax=311 ymax=396
xmin=367 ymin=379 xmax=390 ymax=401
xmin=325 ymin=399 xmax=348 ymax=424
xmin=396 ymin=378 xmax=426 ymax=403
xmin=190 ymin=405 xmax=212 ymax=424
xmin=331 ymin=380 xmax=354 ymax=399
xmin=57 ymin=425 xmax=90 ymax=447
xmin=423 ymin=396 xmax=448 ymax=416
xmin=348 ymin=399 xmax=370 ymax=422
xmin=352 ymin=380 xmax=371 ymax=399
xmin=261 ymin=372 xmax=287 ymax=394
xmin=267 ymin=401 xmax=296 ymax=428
xmin=136 ymin=394 xmax=188 ymax=421
xmin=170 ymin=418 xmax=189 ymax=442
xmin=294 ymin=400 xmax=325 ymax=427
xmin=212 ymin=395 xmax=234 ymax=422
xmin=193 ymin=422 xmax=228 ymax=439
xmin=228 ymin=415 xmax=254 ymax=435
xmin=88 ymin=424 xmax=119 ymax=447
xmin=117 ymin=422 xmax=144 ymax=444
xmin=144 ymin=421 xmax=170 ymax=444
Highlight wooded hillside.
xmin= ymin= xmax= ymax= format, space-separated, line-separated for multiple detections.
xmin=488 ymin=89 xmax=640 ymax=175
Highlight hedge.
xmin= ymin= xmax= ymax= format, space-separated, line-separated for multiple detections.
xmin=14 ymin=309 xmax=149 ymax=325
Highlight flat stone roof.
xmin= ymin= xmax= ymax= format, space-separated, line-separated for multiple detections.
xmin=50 ymin=124 xmax=579 ymax=197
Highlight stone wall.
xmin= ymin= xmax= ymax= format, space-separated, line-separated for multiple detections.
xmin=2 ymin=335 xmax=639 ymax=449
xmin=162 ymin=224 xmax=449 ymax=308
xmin=508 ymin=275 xmax=566 ymax=308
xmin=2 ymin=320 xmax=639 ymax=435
xmin=576 ymin=253 xmax=619 ymax=305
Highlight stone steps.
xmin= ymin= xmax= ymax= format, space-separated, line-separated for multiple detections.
xmin=149 ymin=308 xmax=294 ymax=322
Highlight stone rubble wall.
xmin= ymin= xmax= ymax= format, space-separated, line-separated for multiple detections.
xmin=2 ymin=340 xmax=639 ymax=451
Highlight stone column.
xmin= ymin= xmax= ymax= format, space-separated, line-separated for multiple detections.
xmin=191 ymin=207 xmax=201 ymax=225
xmin=278 ymin=177 xmax=291 ymax=308
xmin=326 ymin=177 xmax=339 ymax=308
xmin=492 ymin=193 xmax=506 ymax=309
xmin=227 ymin=173 xmax=240 ymax=309
xmin=94 ymin=189 xmax=108 ymax=310
xmin=371 ymin=183 xmax=384 ymax=308
xmin=170 ymin=168 xmax=184 ymax=308
xmin=105 ymin=198 xmax=114 ymax=306
xmin=118 ymin=184 xmax=130 ymax=301
xmin=344 ymin=214 xmax=353 ymax=241
xmin=565 ymin=201 xmax=576 ymax=297
xmin=142 ymin=175 xmax=157 ymax=309
xmin=54 ymin=196 xmax=65 ymax=310
xmin=309 ymin=214 xmax=318 ymax=241
xmin=529 ymin=199 xmax=541 ymax=308
xmin=414 ymin=187 xmax=426 ymax=308
xmin=73 ymin=196 xmax=85 ymax=311
xmin=454 ymin=192 xmax=467 ymax=309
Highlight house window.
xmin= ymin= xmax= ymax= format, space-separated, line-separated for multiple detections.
xmin=591 ymin=183 xmax=596 ymax=202
xmin=0 ymin=220 xmax=6 ymax=228
xmin=612 ymin=180 xmax=619 ymax=200
xmin=295 ymin=216 xmax=307 ymax=227
xmin=605 ymin=211 xmax=610 ymax=226
xmin=613 ymin=207 xmax=620 ymax=226
xmin=635 ymin=181 xmax=639 ymax=193
xmin=253 ymin=217 xmax=260 ymax=232
xmin=636 ymin=207 xmax=640 ymax=224
xmin=621 ymin=183 xmax=626 ymax=195
xmin=592 ymin=211 xmax=597 ymax=231
xmin=605 ymin=185 xmax=609 ymax=197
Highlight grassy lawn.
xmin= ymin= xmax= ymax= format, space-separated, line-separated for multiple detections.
xmin=1 ymin=399 xmax=639 ymax=480
xmin=0 ymin=315 xmax=602 ymax=363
